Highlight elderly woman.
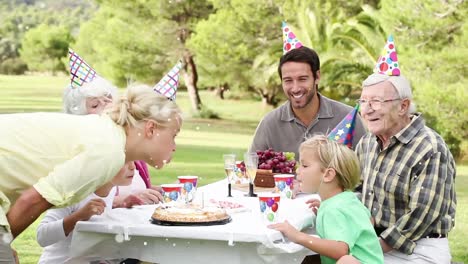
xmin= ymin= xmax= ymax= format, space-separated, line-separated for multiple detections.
xmin=62 ymin=78 xmax=163 ymax=207
xmin=0 ymin=85 xmax=182 ymax=262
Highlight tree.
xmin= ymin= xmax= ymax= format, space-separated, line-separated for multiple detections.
xmin=376 ymin=0 xmax=467 ymax=159
xmin=189 ymin=0 xmax=283 ymax=106
xmin=77 ymin=0 xmax=213 ymax=112
xmin=19 ymin=24 xmax=71 ymax=73
xmin=0 ymin=0 xmax=95 ymax=74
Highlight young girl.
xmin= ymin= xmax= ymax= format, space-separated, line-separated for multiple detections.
xmin=37 ymin=162 xmax=136 ymax=263
xmin=269 ymin=135 xmax=383 ymax=264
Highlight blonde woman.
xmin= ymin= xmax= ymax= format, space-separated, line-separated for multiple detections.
xmin=269 ymin=135 xmax=383 ymax=264
xmin=63 ymin=81 xmax=163 ymax=207
xmin=0 ymin=85 xmax=182 ymax=262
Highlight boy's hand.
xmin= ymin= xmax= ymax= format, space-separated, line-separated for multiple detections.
xmin=305 ymin=198 xmax=321 ymax=214
xmin=268 ymin=220 xmax=301 ymax=243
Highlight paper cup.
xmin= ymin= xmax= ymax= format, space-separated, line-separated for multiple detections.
xmin=161 ymin=184 xmax=183 ymax=203
xmin=258 ymin=193 xmax=281 ymax=223
xmin=178 ymin=176 xmax=198 ymax=202
xmin=274 ymin=174 xmax=295 ymax=199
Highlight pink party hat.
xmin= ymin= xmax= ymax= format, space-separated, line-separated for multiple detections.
xmin=282 ymin=21 xmax=303 ymax=54
xmin=68 ymin=49 xmax=98 ymax=89
xmin=327 ymin=104 xmax=360 ymax=148
xmin=373 ymin=35 xmax=400 ymax=76
xmin=153 ymin=61 xmax=182 ymax=101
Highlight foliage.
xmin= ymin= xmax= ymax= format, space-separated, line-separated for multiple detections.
xmin=0 ymin=57 xmax=28 ymax=75
xmin=192 ymin=105 xmax=220 ymax=119
xmin=0 ymin=0 xmax=95 ymax=74
xmin=377 ymin=0 xmax=467 ymax=159
xmin=19 ymin=24 xmax=71 ymax=73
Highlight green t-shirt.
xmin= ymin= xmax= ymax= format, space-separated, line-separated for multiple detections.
xmin=316 ymin=191 xmax=384 ymax=264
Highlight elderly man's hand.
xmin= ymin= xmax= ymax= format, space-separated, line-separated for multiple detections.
xmin=379 ymin=238 xmax=393 ymax=253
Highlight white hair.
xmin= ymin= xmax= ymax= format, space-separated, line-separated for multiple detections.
xmin=362 ymin=73 xmax=416 ymax=114
xmin=63 ymin=76 xmax=118 ymax=115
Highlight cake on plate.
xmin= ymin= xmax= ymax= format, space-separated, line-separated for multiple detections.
xmin=152 ymin=204 xmax=230 ymax=224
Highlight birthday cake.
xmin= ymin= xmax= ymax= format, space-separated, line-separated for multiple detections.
xmin=152 ymin=204 xmax=230 ymax=224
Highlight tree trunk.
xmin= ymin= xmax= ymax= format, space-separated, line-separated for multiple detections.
xmin=257 ymin=86 xmax=279 ymax=107
xmin=214 ymin=82 xmax=229 ymax=100
xmin=182 ymin=51 xmax=202 ymax=112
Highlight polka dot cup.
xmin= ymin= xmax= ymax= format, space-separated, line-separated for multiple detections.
xmin=258 ymin=193 xmax=281 ymax=223
xmin=273 ymin=174 xmax=295 ymax=199
xmin=161 ymin=184 xmax=183 ymax=203
xmin=178 ymin=176 xmax=198 ymax=202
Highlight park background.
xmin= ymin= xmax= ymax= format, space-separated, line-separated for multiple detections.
xmin=0 ymin=0 xmax=466 ymax=263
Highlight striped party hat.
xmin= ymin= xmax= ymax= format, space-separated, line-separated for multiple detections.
xmin=373 ymin=35 xmax=401 ymax=76
xmin=282 ymin=21 xmax=303 ymax=54
xmin=327 ymin=104 xmax=360 ymax=148
xmin=68 ymin=49 xmax=98 ymax=89
xmin=153 ymin=61 xmax=182 ymax=101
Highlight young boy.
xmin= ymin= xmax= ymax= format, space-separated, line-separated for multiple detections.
xmin=269 ymin=135 xmax=383 ymax=264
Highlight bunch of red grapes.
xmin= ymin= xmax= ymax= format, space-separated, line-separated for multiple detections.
xmin=255 ymin=148 xmax=297 ymax=174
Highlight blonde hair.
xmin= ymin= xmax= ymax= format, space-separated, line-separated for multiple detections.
xmin=107 ymin=84 xmax=182 ymax=128
xmin=299 ymin=135 xmax=360 ymax=190
xmin=63 ymin=75 xmax=118 ymax=115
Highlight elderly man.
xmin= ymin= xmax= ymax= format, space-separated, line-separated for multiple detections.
xmin=356 ymin=71 xmax=456 ymax=263
xmin=250 ymin=23 xmax=365 ymax=158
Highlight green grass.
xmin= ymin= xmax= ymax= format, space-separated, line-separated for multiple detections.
xmin=1 ymin=75 xmax=467 ymax=263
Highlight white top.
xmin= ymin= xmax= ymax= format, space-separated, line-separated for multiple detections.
xmin=37 ymin=188 xmax=117 ymax=264
xmin=116 ymin=169 xmax=147 ymax=197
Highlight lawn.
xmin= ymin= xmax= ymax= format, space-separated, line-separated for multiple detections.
xmin=1 ymin=75 xmax=466 ymax=263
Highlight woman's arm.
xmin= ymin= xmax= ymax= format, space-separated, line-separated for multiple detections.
xmin=7 ymin=187 xmax=52 ymax=238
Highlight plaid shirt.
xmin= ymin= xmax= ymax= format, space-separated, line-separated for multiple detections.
xmin=356 ymin=114 xmax=456 ymax=254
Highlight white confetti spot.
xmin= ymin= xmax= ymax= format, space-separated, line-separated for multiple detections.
xmin=172 ymin=243 xmax=176 ymax=247
xmin=196 ymin=126 xmax=200 ymax=130
xmin=1 ymin=233 xmax=12 ymax=244
xmin=115 ymin=233 xmax=124 ymax=243
xmin=144 ymin=241 xmax=147 ymax=246
xmin=165 ymin=238 xmax=169 ymax=241
xmin=207 ymin=124 xmax=211 ymax=127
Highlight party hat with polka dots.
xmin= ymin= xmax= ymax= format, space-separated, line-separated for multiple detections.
xmin=373 ymin=35 xmax=400 ymax=76
xmin=282 ymin=21 xmax=303 ymax=54
xmin=153 ymin=61 xmax=182 ymax=101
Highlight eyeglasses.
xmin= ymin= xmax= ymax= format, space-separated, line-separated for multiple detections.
xmin=355 ymin=98 xmax=401 ymax=110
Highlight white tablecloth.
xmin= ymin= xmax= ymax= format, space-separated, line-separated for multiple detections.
xmin=69 ymin=180 xmax=318 ymax=264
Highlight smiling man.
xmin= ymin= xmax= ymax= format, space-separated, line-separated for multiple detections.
xmin=250 ymin=46 xmax=366 ymax=158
